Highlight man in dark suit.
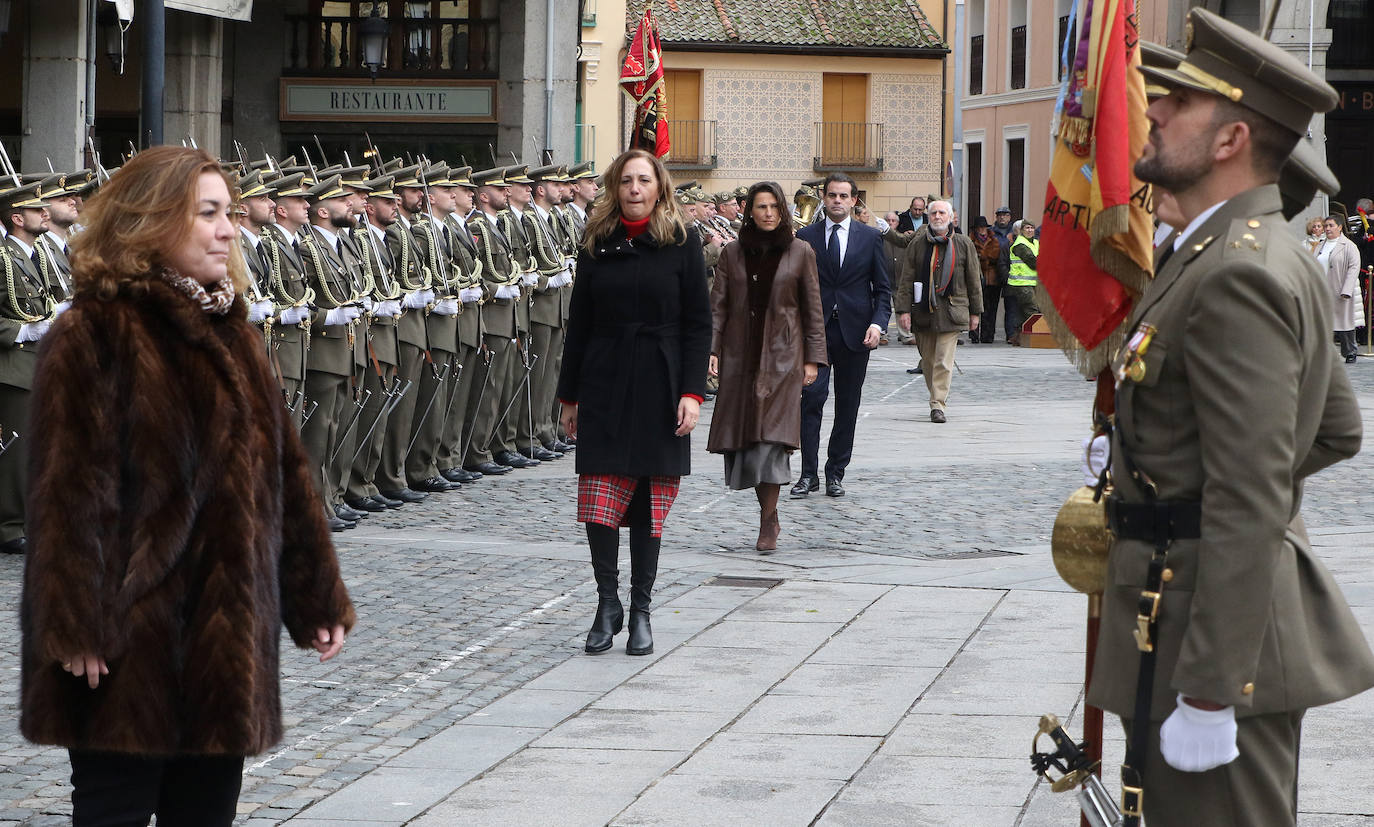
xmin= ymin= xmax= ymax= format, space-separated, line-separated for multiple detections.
xmin=792 ymin=172 xmax=891 ymax=498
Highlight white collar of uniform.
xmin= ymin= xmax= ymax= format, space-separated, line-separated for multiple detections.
xmin=42 ymin=229 xmax=68 ymax=253
xmin=571 ymin=203 xmax=586 ymax=220
xmin=532 ymin=203 xmax=551 ymax=221
xmin=397 ymin=213 xmax=412 ymax=230
xmin=8 ymin=235 xmax=34 ymax=258
xmin=826 ymin=215 xmax=851 ymax=234
xmin=366 ymin=220 xmax=387 ymax=243
xmin=1173 ymin=200 xmax=1228 ymax=252
xmin=313 ymin=224 xmax=341 ymax=248
xmin=483 ymin=210 xmax=500 ymax=226
xmin=508 ymin=204 xmax=524 ymax=219
xmin=238 ymin=224 xmax=261 ymax=248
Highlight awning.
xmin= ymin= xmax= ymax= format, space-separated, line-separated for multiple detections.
xmin=166 ymin=0 xmax=256 ymax=22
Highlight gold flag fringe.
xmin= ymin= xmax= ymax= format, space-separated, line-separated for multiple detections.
xmin=1088 ymin=203 xmax=1152 ymax=298
xmin=1035 ymin=284 xmax=1130 ymax=378
xmin=1056 ymin=115 xmax=1092 ymax=148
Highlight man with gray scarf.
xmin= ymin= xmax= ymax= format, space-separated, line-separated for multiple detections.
xmin=895 ymin=201 xmax=982 ymax=422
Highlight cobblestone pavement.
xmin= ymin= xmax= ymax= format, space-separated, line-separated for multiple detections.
xmin=0 ymin=341 xmax=1370 ymax=825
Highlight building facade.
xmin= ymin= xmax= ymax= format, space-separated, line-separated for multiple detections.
xmin=580 ymin=0 xmax=952 ymax=216
xmin=955 ymin=0 xmax=1373 ymax=227
xmin=1 ymin=0 xmax=582 ymax=173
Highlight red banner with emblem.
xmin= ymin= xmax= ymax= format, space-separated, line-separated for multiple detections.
xmin=1037 ymin=0 xmax=1153 ymax=377
xmin=620 ymin=8 xmax=671 ymax=158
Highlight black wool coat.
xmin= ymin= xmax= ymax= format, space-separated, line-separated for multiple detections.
xmin=558 ymin=224 xmax=712 ymax=477
xmin=20 ymin=278 xmax=355 ymax=757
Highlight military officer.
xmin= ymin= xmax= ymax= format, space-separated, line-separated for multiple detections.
xmin=715 ymin=191 xmax=742 ymax=234
xmin=375 ymin=163 xmax=434 ymax=504
xmin=524 ymin=164 xmax=573 ymax=457
xmin=341 ymin=173 xmax=408 ymax=513
xmin=403 ymin=162 xmax=463 ymax=493
xmin=1089 ymin=11 xmax=1374 ymax=825
xmin=261 ymin=171 xmax=315 ymax=430
xmin=234 ymin=169 xmax=281 ymax=343
xmin=298 ymin=174 xmax=367 ymax=531
xmin=463 ymin=166 xmax=522 ymax=476
xmin=567 ymin=161 xmax=597 ymax=234
xmin=0 ymin=181 xmax=56 ymax=554
xmin=36 ymin=172 xmax=82 ymax=301
xmin=435 ymin=165 xmax=488 ymax=483
xmin=493 ymin=165 xmax=549 ymax=465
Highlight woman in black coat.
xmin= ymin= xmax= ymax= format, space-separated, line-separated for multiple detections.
xmin=557 ymin=149 xmax=711 ymax=657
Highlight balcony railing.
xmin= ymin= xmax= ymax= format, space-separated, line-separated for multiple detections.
xmin=665 ymin=120 xmax=717 ymax=168
xmin=1011 ymin=25 xmax=1027 ymax=90
xmin=969 ymin=34 xmax=984 ymax=96
xmin=814 ymin=122 xmax=884 ymax=172
xmin=283 ymin=13 xmax=499 ymax=76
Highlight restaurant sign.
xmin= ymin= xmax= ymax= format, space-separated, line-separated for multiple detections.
xmin=280 ymin=80 xmax=497 ymax=124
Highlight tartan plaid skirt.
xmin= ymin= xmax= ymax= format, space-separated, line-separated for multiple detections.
xmin=576 ymin=474 xmax=681 ymax=538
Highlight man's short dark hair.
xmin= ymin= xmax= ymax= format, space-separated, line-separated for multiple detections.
xmin=823 ymin=173 xmax=857 ymax=197
xmin=1211 ymin=98 xmax=1299 ymax=179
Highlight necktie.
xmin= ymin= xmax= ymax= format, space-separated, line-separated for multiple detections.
xmin=827 ymin=223 xmax=841 ymax=271
xmin=258 ymin=243 xmax=272 ymax=275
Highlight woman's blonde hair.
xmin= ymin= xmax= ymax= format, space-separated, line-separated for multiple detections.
xmin=70 ymin=146 xmax=249 ymax=298
xmin=583 ymin=149 xmax=686 ymax=255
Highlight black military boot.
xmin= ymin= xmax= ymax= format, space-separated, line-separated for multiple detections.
xmin=626 ymin=519 xmax=660 ymax=656
xmin=585 ymin=524 xmax=623 ymax=654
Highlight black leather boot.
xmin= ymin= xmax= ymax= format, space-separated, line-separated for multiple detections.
xmin=626 ymin=516 xmax=660 ymax=656
xmin=585 ymin=523 xmax=623 ymax=654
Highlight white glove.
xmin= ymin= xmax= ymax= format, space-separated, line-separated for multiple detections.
xmin=278 ymin=305 xmax=309 ymax=325
xmin=522 ymin=272 xmax=540 ymax=287
xmin=359 ymin=295 xmax=375 ymax=312
xmin=324 ymin=305 xmax=362 ymax=326
xmin=52 ymin=300 xmax=72 ymax=317
xmin=875 ymin=217 xmax=891 ymax=233
xmin=246 ymin=300 xmax=275 ymax=324
xmin=494 ymin=284 xmax=521 ymax=300
xmin=1081 ymin=434 xmax=1109 ymax=487
xmin=421 ymin=289 xmax=436 ymax=305
xmin=549 ymin=271 xmax=572 ymax=288
xmin=433 ymin=298 xmax=460 ymax=316
xmin=1159 ymin=694 xmax=1239 ymax=773
xmin=16 ymin=320 xmax=50 ymax=343
xmin=402 ymin=290 xmax=428 ymax=310
xmin=459 ymin=286 xmax=484 ymax=303
xmin=381 ymin=300 xmax=404 ymax=317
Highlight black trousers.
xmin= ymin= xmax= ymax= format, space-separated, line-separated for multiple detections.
xmin=979 ymin=284 xmax=1002 ymax=342
xmin=1336 ymin=329 xmax=1358 ymax=360
xmin=69 ymin=750 xmax=244 ymax=827
xmin=799 ymin=317 xmax=871 ymax=482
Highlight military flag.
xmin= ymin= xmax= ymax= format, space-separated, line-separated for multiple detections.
xmin=1037 ymin=0 xmax=1154 ymax=376
xmin=620 ymin=8 xmax=671 ymax=159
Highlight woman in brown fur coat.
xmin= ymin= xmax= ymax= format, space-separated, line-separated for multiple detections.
xmin=19 ymin=147 xmax=355 ymax=827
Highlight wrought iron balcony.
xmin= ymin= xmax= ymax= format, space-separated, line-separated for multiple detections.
xmin=665 ymin=120 xmax=717 ymax=169
xmin=814 ymin=122 xmax=884 ymax=172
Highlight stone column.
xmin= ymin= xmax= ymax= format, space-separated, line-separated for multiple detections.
xmin=498 ymin=0 xmax=579 ymax=163
xmin=22 ymin=0 xmax=92 ymax=170
xmin=164 ymin=9 xmax=223 ymax=152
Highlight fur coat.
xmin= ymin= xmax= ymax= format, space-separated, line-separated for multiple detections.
xmin=20 ymin=277 xmax=355 ymax=756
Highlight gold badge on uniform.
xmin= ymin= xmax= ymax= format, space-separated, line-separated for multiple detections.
xmin=1116 ymin=322 xmax=1157 ymax=384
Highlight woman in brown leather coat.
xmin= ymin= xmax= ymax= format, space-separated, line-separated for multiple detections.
xmin=707 ymin=182 xmax=826 ymax=552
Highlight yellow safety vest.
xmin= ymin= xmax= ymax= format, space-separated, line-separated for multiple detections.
xmin=1008 ymin=238 xmax=1038 ymax=286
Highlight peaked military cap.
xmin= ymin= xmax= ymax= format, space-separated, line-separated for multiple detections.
xmin=1140 ymin=41 xmax=1185 ymax=99
xmin=449 ymin=165 xmax=475 ymax=187
xmin=504 ymin=165 xmax=533 ymax=185
xmin=0 ymin=180 xmax=50 ymax=210
xmin=1277 ymin=138 xmax=1340 ymax=221
xmin=527 ymin=164 xmax=565 ymax=183
xmin=674 ymin=180 xmax=697 ymax=192
xmin=712 ymin=191 xmax=734 ymax=205
xmin=471 ymin=167 xmax=509 ymax=188
xmin=322 ymin=164 xmax=373 ymax=191
xmin=733 ymin=185 xmax=749 ymax=199
xmin=306 ymin=174 xmax=348 ymax=202
xmin=34 ymin=172 xmax=77 ymax=199
xmin=381 ymin=157 xmax=405 ymax=174
xmin=366 ymin=175 xmax=399 ymax=200
xmin=391 ymin=164 xmax=424 ymax=188
xmin=569 ymin=161 xmax=596 ymax=180
xmin=675 ymin=190 xmax=694 ymax=206
xmin=272 ymin=172 xmax=310 ymax=198
xmin=237 ymin=169 xmax=276 ymax=199
xmin=420 ymin=163 xmax=451 ymax=186
xmin=1139 ymin=7 xmax=1338 ymax=135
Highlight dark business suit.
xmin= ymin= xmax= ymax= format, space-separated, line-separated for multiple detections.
xmin=796 ymin=217 xmax=891 ymax=483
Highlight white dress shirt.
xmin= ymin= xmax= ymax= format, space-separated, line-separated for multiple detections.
xmin=824 ymin=215 xmax=852 ymax=267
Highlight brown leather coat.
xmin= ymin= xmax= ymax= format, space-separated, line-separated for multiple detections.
xmin=707 ymin=237 xmax=827 ymax=453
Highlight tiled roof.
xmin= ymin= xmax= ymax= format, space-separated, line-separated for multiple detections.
xmin=626 ymin=0 xmax=947 ymax=51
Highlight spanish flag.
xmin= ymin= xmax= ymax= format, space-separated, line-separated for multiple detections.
xmin=1037 ymin=0 xmax=1154 ymax=376
xmin=620 ymin=9 xmax=671 ymax=159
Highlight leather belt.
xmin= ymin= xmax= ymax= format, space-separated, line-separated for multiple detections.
xmin=1105 ymin=495 xmax=1202 ymax=542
